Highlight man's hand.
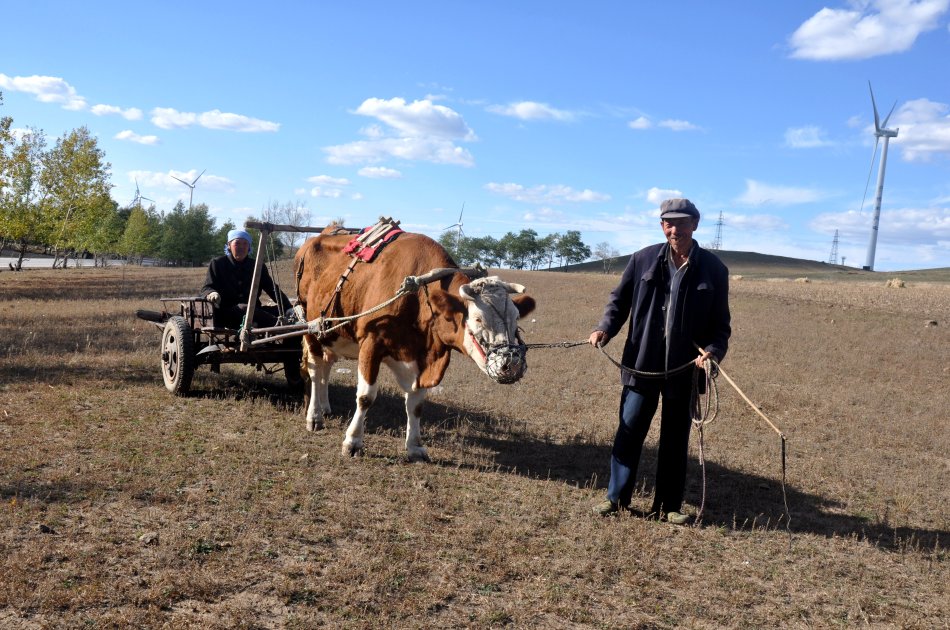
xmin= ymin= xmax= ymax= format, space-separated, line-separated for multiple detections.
xmin=206 ymin=291 xmax=221 ymax=307
xmin=694 ymin=349 xmax=713 ymax=369
xmin=589 ymin=330 xmax=608 ymax=348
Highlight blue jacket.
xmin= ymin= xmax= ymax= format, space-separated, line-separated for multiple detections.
xmin=596 ymin=242 xmax=731 ymax=387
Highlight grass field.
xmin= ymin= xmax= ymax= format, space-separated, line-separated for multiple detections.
xmin=0 ymin=260 xmax=947 ymax=628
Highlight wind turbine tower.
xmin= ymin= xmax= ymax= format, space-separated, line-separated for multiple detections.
xmin=171 ymin=169 xmax=206 ymax=210
xmin=864 ymin=82 xmax=898 ymax=271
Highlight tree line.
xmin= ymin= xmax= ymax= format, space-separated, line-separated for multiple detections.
xmin=438 ymin=229 xmax=591 ymax=270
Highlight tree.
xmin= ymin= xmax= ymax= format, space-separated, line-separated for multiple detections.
xmin=0 ymin=127 xmax=47 ymax=270
xmin=262 ymin=200 xmax=312 ymax=257
xmin=118 ymin=204 xmax=161 ymax=264
xmin=159 ymin=201 xmax=220 ymax=266
xmin=556 ymin=230 xmax=591 ymax=266
xmin=37 ymin=126 xmax=113 ymax=267
xmin=500 ymin=229 xmax=541 ymax=270
xmin=594 ymin=241 xmax=619 ymax=274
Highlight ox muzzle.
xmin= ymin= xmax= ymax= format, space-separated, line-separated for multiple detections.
xmin=483 ymin=342 xmax=528 ymax=384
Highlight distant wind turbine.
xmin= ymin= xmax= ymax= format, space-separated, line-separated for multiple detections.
xmin=863 ymin=82 xmax=898 ymax=272
xmin=443 ymin=202 xmax=465 ymax=257
xmin=170 ymin=169 xmax=206 ymax=210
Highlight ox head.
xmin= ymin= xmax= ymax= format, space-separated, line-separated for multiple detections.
xmin=458 ymin=276 xmax=536 ymax=384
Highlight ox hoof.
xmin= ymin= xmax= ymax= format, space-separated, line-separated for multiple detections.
xmin=407 ymin=447 xmax=431 ymax=463
xmin=342 ymin=441 xmax=364 ymax=458
xmin=306 ymin=418 xmax=325 ymax=432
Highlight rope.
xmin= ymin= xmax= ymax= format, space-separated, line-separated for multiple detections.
xmin=528 ymin=338 xmax=790 ymax=535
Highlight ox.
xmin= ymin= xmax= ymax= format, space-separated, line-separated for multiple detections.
xmin=295 ymin=225 xmax=536 ymax=461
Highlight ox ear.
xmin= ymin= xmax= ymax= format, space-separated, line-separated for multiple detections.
xmin=429 ymin=288 xmax=466 ymax=321
xmin=511 ymin=294 xmax=536 ymax=318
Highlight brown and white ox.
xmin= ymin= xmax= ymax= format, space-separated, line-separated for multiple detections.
xmin=295 ymin=226 xmax=536 ymax=461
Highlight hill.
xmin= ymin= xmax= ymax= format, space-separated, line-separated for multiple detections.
xmin=559 ymin=249 xmax=950 ymax=282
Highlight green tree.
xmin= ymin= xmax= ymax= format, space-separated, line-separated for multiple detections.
xmin=0 ymin=127 xmax=47 ymax=270
xmin=500 ymin=229 xmax=540 ymax=270
xmin=556 ymin=230 xmax=591 ymax=266
xmin=118 ymin=204 xmax=161 ymax=264
xmin=159 ymin=201 xmax=220 ymax=266
xmin=37 ymin=126 xmax=113 ymax=267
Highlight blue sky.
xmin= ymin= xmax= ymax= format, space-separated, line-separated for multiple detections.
xmin=2 ymin=0 xmax=949 ymax=271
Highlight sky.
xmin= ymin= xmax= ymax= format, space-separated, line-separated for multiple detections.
xmin=2 ymin=0 xmax=949 ymax=271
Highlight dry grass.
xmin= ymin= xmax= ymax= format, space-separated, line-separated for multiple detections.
xmin=0 ymin=265 xmax=948 ymax=628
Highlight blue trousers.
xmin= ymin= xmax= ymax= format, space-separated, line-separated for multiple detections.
xmin=606 ymin=374 xmax=693 ymax=512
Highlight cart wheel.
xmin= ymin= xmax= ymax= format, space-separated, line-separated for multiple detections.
xmin=161 ymin=316 xmax=195 ymax=394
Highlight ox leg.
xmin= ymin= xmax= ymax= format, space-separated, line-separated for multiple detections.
xmin=383 ymin=358 xmax=429 ymax=462
xmin=303 ymin=338 xmax=334 ymax=431
xmin=342 ymin=371 xmax=377 ymax=457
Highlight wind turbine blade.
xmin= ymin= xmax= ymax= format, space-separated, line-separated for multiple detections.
xmin=881 ymin=101 xmax=897 ymax=129
xmin=170 ymin=175 xmax=191 ymax=187
xmin=868 ymin=81 xmax=881 ymax=133
xmin=191 ymin=169 xmax=206 ymax=186
xmin=458 ymin=201 xmax=465 ymax=224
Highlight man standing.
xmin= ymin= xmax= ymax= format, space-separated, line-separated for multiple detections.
xmin=201 ymin=229 xmax=292 ymax=330
xmin=589 ymin=198 xmax=731 ymax=523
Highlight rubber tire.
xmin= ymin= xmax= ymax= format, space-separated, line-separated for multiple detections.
xmin=161 ymin=316 xmax=195 ymax=395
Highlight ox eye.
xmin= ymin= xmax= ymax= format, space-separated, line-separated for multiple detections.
xmin=474 ymin=316 xmax=482 ymax=324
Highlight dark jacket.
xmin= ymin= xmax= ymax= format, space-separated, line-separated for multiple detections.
xmin=596 ymin=242 xmax=731 ymax=387
xmin=201 ymin=254 xmax=291 ymax=313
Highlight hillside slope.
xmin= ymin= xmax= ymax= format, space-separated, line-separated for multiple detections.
xmin=559 ymin=249 xmax=950 ymax=281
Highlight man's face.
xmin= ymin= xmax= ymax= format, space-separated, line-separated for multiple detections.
xmin=229 ymin=238 xmax=250 ymax=261
xmin=661 ymin=217 xmax=699 ymax=251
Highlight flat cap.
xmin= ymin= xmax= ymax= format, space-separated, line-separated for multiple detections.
xmin=660 ymin=198 xmax=700 ymax=220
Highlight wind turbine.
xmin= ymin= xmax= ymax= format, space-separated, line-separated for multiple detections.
xmin=130 ymin=178 xmax=154 ymax=209
xmin=170 ymin=169 xmax=206 ymax=210
xmin=443 ymin=202 xmax=465 ymax=257
xmin=863 ymin=82 xmax=898 ymax=271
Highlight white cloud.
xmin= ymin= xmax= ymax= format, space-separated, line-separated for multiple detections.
xmin=890 ymin=97 xmax=950 ymax=161
xmin=310 ymin=187 xmax=344 ymax=199
xmin=358 ymin=166 xmax=402 ymax=179
xmin=630 ymin=116 xmax=700 ymax=131
xmin=325 ymin=137 xmax=475 ymax=167
xmin=523 ymin=207 xmax=568 ymax=222
xmin=789 ymin=0 xmax=950 ymax=61
xmin=198 ymin=109 xmax=280 ymax=132
xmin=149 ymin=107 xmax=279 ymax=132
xmin=719 ymin=212 xmax=788 ymax=232
xmin=658 ymin=119 xmax=701 ymax=132
xmin=324 ymin=97 xmax=477 ymax=166
xmin=734 ymin=179 xmax=827 ymax=206
xmin=306 ymin=175 xmax=351 ymax=186
xmin=785 ymin=125 xmax=834 ymax=148
xmin=811 ymin=206 xmax=950 ymax=244
xmin=91 ymin=104 xmax=143 ymax=120
xmin=628 ymin=116 xmax=652 ymax=130
xmin=355 ymin=97 xmax=475 ymax=140
xmin=0 ymin=73 xmax=86 ymax=110
xmin=485 ymin=182 xmax=611 ymax=205
xmin=150 ymin=107 xmax=198 ymax=129
xmin=646 ymin=187 xmax=683 ymax=205
xmin=486 ymin=101 xmax=576 ymax=122
xmin=115 ymin=130 xmax=159 ymax=145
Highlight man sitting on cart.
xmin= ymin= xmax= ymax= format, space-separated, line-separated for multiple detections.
xmin=201 ymin=229 xmax=293 ymax=330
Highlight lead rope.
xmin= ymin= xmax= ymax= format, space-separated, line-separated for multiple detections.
xmin=690 ymin=360 xmax=719 ymax=523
